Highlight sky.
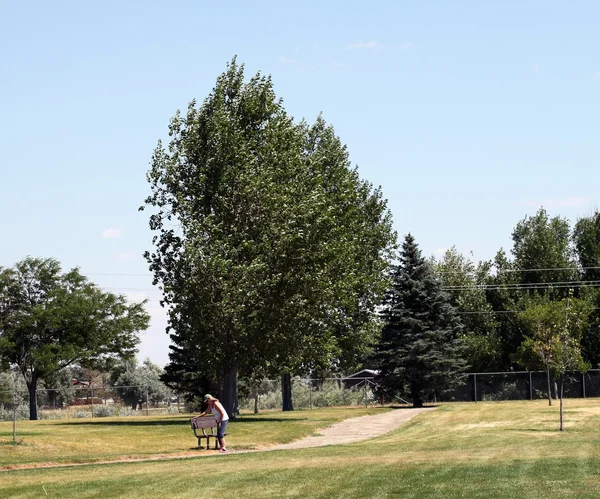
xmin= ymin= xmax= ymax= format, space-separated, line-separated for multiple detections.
xmin=1 ymin=1 xmax=599 ymax=366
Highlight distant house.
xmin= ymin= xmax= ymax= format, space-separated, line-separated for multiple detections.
xmin=342 ymin=369 xmax=378 ymax=389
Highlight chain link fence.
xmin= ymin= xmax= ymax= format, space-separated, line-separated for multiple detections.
xmin=2 ymin=370 xmax=599 ymax=424
xmin=0 ymin=384 xmax=181 ymax=422
xmin=446 ymin=370 xmax=600 ymax=402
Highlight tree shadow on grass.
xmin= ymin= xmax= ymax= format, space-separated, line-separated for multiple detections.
xmin=53 ymin=417 xmax=303 ymax=427
xmin=388 ymin=405 xmax=440 ymax=410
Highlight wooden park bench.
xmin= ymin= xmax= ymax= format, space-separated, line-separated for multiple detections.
xmin=190 ymin=417 xmax=228 ymax=449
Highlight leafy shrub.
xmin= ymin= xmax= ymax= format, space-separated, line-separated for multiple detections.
xmin=481 ymin=382 xmax=523 ymax=401
xmin=93 ymin=405 xmax=115 ymax=417
xmin=115 ymin=407 xmax=138 ymax=417
xmin=166 ymin=405 xmax=180 ymax=414
xmin=0 ymin=404 xmax=30 ymax=421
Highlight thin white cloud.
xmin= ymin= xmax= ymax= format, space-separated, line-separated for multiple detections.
xmin=395 ymin=42 xmax=414 ymax=50
xmin=593 ymin=72 xmax=600 ymax=80
xmin=101 ymin=228 xmax=122 ymax=239
xmin=346 ymin=40 xmax=381 ymax=50
xmin=525 ymin=197 xmax=590 ymax=209
xmin=278 ymin=56 xmax=294 ymax=64
xmin=115 ymin=251 xmax=135 ymax=261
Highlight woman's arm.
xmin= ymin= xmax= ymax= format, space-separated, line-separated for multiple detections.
xmin=192 ymin=410 xmax=207 ymax=420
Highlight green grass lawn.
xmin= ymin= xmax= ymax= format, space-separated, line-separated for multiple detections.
xmin=3 ymin=400 xmax=600 ymax=498
xmin=0 ymin=406 xmax=387 ymax=466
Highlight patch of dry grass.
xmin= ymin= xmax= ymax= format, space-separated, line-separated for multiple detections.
xmin=3 ymin=400 xmax=600 ymax=498
xmin=0 ymin=406 xmax=388 ymax=467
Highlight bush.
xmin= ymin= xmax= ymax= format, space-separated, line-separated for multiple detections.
xmin=166 ymin=405 xmax=180 ymax=414
xmin=481 ymin=382 xmax=523 ymax=401
xmin=0 ymin=404 xmax=30 ymax=421
xmin=115 ymin=407 xmax=138 ymax=417
xmin=74 ymin=410 xmax=92 ymax=418
xmin=93 ymin=405 xmax=115 ymax=417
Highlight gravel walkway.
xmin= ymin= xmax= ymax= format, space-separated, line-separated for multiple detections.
xmin=268 ymin=407 xmax=435 ymax=450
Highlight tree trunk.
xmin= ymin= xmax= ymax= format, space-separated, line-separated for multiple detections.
xmin=559 ymin=375 xmax=564 ymax=431
xmin=220 ymin=366 xmax=238 ymax=420
xmin=411 ymin=383 xmax=423 ymax=408
xmin=253 ymin=390 xmax=259 ymax=414
xmin=27 ymin=377 xmax=38 ymax=421
xmin=546 ymin=368 xmax=552 ymax=406
xmin=282 ymin=374 xmax=294 ymax=411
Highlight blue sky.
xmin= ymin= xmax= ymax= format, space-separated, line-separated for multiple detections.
xmin=1 ymin=1 xmax=599 ymax=365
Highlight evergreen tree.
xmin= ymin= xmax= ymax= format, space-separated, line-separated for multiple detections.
xmin=375 ymin=234 xmax=467 ymax=407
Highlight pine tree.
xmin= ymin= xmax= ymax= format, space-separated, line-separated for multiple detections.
xmin=375 ymin=234 xmax=467 ymax=407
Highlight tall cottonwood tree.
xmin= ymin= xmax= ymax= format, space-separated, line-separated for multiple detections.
xmin=143 ymin=58 xmax=395 ymax=416
xmin=434 ymin=248 xmax=501 ymax=371
xmin=375 ymin=235 xmax=466 ymax=407
xmin=511 ymin=208 xmax=577 ymax=297
xmin=0 ymin=257 xmax=150 ymax=420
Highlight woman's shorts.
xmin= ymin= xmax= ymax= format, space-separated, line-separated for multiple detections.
xmin=217 ymin=420 xmax=228 ymax=438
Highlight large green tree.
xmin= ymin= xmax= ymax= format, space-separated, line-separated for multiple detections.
xmin=511 ymin=207 xmax=577 ymax=296
xmin=0 ymin=257 xmax=150 ymax=420
xmin=434 ymin=248 xmax=501 ymax=371
xmin=375 ymin=235 xmax=467 ymax=407
xmin=142 ymin=58 xmax=395 ymax=416
xmin=572 ymin=211 xmax=600 ymax=366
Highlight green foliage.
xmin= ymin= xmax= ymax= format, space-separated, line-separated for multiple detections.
xmin=375 ymin=234 xmax=467 ymax=407
xmin=0 ymin=257 xmax=151 ymax=419
xmin=519 ymin=297 xmax=591 ymax=377
xmin=573 ymin=211 xmax=600 ymax=282
xmin=142 ymin=58 xmax=395 ymax=411
xmin=113 ymin=359 xmax=172 ymax=409
xmin=511 ymin=207 xmax=577 ymax=297
xmin=434 ymin=248 xmax=501 ymax=371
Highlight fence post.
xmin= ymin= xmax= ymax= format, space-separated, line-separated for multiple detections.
xmin=582 ymin=373 xmax=586 ymax=398
xmin=473 ymin=374 xmax=477 ymax=402
xmin=529 ymin=372 xmax=533 ymax=400
xmin=91 ymin=388 xmax=94 ymax=418
xmin=12 ymin=373 xmax=17 ymax=444
xmin=146 ymin=389 xmax=149 ymax=416
xmin=364 ymin=380 xmax=368 ymax=408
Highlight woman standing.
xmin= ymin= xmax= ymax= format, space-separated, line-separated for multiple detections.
xmin=193 ymin=394 xmax=229 ymax=452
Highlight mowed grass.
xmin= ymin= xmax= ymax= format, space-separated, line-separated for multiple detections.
xmin=0 ymin=406 xmax=387 ymax=467
xmin=4 ymin=400 xmax=600 ymax=498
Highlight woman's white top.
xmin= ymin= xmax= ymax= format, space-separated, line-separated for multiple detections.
xmin=211 ymin=402 xmax=229 ymax=422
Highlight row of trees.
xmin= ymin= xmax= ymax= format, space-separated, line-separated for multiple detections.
xmin=4 ymin=58 xmax=599 ymax=424
xmin=142 ymin=58 xmax=600 ymax=419
xmin=434 ymin=208 xmax=600 ymax=375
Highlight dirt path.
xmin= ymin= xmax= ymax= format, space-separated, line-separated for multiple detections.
xmin=1 ymin=407 xmax=434 ymax=472
xmin=269 ymin=407 xmax=434 ymax=450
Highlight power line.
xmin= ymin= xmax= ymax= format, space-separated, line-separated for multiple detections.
xmin=456 ymin=307 xmax=600 ymax=315
xmin=436 ymin=265 xmax=600 ymax=274
xmin=443 ymin=280 xmax=600 ymax=291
